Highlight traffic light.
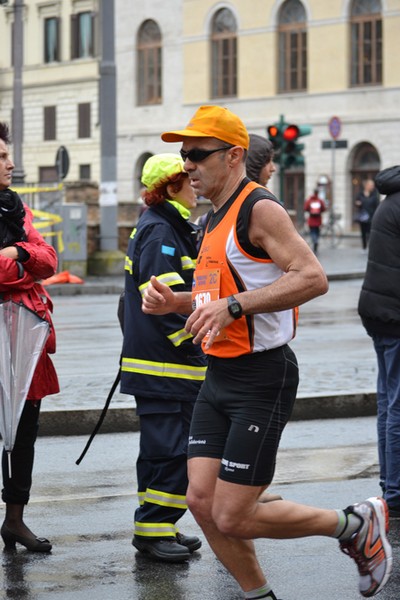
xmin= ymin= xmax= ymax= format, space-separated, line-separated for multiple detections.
xmin=267 ymin=124 xmax=283 ymax=153
xmin=267 ymin=118 xmax=312 ymax=167
xmin=281 ymin=124 xmax=312 ymax=168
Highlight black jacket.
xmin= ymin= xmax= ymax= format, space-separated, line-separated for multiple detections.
xmin=358 ymin=166 xmax=400 ymax=337
xmin=120 ymin=201 xmax=206 ymax=401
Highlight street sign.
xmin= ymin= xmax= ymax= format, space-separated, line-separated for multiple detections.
xmin=322 ymin=140 xmax=348 ymax=149
xmin=55 ymin=145 xmax=70 ymax=179
xmin=328 ymin=116 xmax=341 ymax=140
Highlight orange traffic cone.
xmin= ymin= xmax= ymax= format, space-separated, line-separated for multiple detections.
xmin=42 ymin=270 xmax=84 ymax=285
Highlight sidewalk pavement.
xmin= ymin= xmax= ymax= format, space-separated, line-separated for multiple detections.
xmin=38 ymin=235 xmax=373 ymax=437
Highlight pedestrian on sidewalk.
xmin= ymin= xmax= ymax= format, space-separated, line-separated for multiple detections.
xmin=354 ymin=178 xmax=380 ymax=251
xmin=142 ymin=104 xmax=393 ymax=599
xmin=358 ymin=164 xmax=400 ymax=520
xmin=120 ymin=153 xmax=206 ymax=562
xmin=304 ymin=188 xmax=326 ymax=254
xmin=0 ymin=122 xmax=59 ymax=553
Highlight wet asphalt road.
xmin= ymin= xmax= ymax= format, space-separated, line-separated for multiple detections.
xmin=0 ymin=418 xmax=399 ymax=599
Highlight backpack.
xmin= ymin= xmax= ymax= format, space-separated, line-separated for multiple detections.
xmin=309 ymin=200 xmax=322 ymax=216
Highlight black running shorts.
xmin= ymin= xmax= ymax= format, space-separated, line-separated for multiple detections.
xmin=188 ymin=345 xmax=299 ymax=486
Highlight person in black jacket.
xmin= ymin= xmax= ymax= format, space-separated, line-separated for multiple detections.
xmin=120 ymin=153 xmax=206 ymax=562
xmin=354 ymin=178 xmax=380 ymax=251
xmin=358 ymin=165 xmax=400 ymax=520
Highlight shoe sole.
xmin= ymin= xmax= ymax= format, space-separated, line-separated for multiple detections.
xmin=132 ymin=539 xmax=190 ymax=563
xmin=362 ymin=497 xmax=393 ymax=597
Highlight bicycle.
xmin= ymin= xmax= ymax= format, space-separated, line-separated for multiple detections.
xmin=320 ymin=212 xmax=343 ymax=248
xmin=300 ymin=212 xmax=343 ymax=250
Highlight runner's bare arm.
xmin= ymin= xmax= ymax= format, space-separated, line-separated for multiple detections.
xmin=241 ymin=198 xmax=328 ymax=312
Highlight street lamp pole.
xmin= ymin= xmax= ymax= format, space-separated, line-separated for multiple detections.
xmin=89 ymin=0 xmax=124 ymax=274
xmin=11 ymin=0 xmax=25 ymax=183
xmin=99 ymin=0 xmax=118 ymax=252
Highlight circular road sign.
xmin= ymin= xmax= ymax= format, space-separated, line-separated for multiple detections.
xmin=55 ymin=145 xmax=70 ymax=179
xmin=329 ymin=116 xmax=341 ymax=140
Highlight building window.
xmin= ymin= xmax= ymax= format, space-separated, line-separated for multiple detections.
xmin=78 ymin=103 xmax=91 ymax=138
xmin=79 ymin=164 xmax=91 ymax=180
xmin=39 ymin=166 xmax=58 ymax=183
xmin=211 ymin=8 xmax=237 ymax=99
xmin=44 ymin=106 xmax=56 ymax=141
xmin=71 ymin=11 xmax=95 ymax=59
xmin=278 ymin=0 xmax=307 ymax=93
xmin=44 ymin=17 xmax=60 ymax=63
xmin=350 ymin=0 xmax=382 ymax=86
xmin=137 ymin=20 xmax=162 ymax=105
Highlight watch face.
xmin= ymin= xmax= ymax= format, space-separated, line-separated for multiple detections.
xmin=228 ymin=296 xmax=242 ymax=319
xmin=231 ymin=303 xmax=241 ymax=316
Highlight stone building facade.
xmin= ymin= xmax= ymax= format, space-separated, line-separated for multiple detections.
xmin=116 ymin=0 xmax=400 ymax=232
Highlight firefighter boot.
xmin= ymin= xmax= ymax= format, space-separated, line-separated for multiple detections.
xmin=132 ymin=536 xmax=191 ymax=562
xmin=176 ymin=532 xmax=202 ymax=552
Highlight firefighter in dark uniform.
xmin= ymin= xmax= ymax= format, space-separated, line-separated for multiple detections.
xmin=120 ymin=153 xmax=206 ymax=562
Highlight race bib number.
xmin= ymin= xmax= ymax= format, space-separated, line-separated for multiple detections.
xmin=192 ymin=269 xmax=220 ymax=307
xmin=192 ymin=268 xmax=228 ymax=343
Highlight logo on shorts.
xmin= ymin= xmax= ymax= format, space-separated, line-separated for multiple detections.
xmin=188 ymin=436 xmax=206 ymax=445
xmin=248 ymin=424 xmax=260 ymax=433
xmin=221 ymin=458 xmax=250 ymax=473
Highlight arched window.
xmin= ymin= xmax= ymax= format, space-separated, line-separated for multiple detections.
xmin=278 ymin=0 xmax=307 ymax=93
xmin=350 ymin=0 xmax=382 ymax=86
xmin=211 ymin=8 xmax=237 ymax=98
xmin=137 ymin=20 xmax=162 ymax=106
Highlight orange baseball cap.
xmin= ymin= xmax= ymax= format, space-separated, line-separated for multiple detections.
xmin=161 ymin=105 xmax=249 ymax=150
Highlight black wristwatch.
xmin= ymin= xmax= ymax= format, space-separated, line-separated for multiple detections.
xmin=227 ymin=295 xmax=243 ymax=320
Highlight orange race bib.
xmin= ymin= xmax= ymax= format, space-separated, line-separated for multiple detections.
xmin=192 ymin=269 xmax=228 ymax=343
xmin=192 ymin=269 xmax=221 ymax=307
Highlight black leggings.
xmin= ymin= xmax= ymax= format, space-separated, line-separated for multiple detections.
xmin=2 ymin=400 xmax=41 ymax=505
xmin=359 ymin=221 xmax=371 ymax=249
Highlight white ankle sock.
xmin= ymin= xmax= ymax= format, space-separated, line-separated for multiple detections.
xmin=244 ymin=583 xmax=277 ymax=599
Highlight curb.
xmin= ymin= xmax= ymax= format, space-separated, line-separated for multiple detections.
xmin=38 ymin=392 xmax=377 ymax=437
xmin=46 ymin=281 xmax=124 ymax=296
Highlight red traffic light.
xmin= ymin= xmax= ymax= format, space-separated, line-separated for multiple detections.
xmin=267 ymin=125 xmax=279 ymax=138
xmin=283 ymin=125 xmax=299 ymax=141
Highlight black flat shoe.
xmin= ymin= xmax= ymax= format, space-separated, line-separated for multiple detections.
xmin=1 ymin=523 xmax=52 ymax=552
xmin=132 ymin=536 xmax=190 ymax=562
xmin=176 ymin=532 xmax=202 ymax=552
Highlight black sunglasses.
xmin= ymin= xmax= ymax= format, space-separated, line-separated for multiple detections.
xmin=179 ymin=146 xmax=231 ymax=163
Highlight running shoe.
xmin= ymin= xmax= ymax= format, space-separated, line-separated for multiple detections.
xmin=340 ymin=496 xmax=393 ymax=597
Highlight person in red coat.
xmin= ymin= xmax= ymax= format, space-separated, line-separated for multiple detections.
xmin=0 ymin=122 xmax=59 ymax=552
xmin=304 ymin=188 xmax=326 ymax=254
